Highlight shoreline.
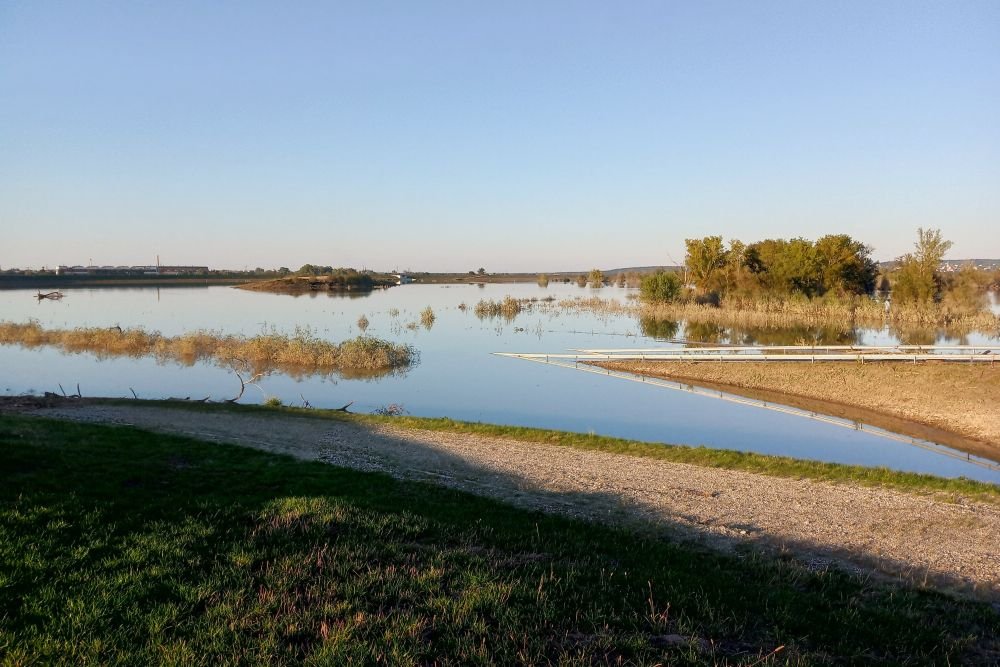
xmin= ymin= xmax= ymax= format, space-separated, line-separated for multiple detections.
xmin=3 ymin=395 xmax=997 ymax=500
xmin=595 ymin=360 xmax=1000 ymax=460
xmin=0 ymin=277 xmax=255 ymax=289
xmin=5 ymin=402 xmax=999 ymax=601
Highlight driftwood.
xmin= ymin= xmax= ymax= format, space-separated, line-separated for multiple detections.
xmin=334 ymin=401 xmax=353 ymax=412
xmin=36 ymin=291 xmax=64 ymax=300
xmin=43 ymin=383 xmax=82 ymax=400
xmin=57 ymin=383 xmax=82 ymax=398
xmin=225 ymin=369 xmax=265 ymax=403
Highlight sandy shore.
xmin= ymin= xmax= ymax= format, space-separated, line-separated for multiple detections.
xmin=596 ymin=361 xmax=1000 ymax=457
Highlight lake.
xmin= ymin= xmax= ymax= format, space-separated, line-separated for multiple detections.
xmin=2 ymin=282 xmax=999 ymax=483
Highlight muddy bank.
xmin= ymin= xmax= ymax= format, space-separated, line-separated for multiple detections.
xmin=596 ymin=361 xmax=1000 ymax=459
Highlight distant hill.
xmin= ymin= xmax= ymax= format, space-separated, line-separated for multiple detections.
xmin=544 ymin=266 xmax=680 ymax=277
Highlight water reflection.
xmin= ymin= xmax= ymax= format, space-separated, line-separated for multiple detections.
xmin=1 ymin=283 xmax=999 ymax=481
xmin=638 ymin=317 xmax=681 ymax=341
xmin=650 ymin=319 xmax=862 ymax=346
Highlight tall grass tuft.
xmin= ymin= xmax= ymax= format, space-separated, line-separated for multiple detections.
xmin=420 ymin=306 xmax=436 ymax=329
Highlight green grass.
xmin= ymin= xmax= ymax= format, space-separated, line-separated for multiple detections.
xmin=1 ymin=415 xmax=998 ymax=665
xmin=366 ymin=414 xmax=1000 ymax=503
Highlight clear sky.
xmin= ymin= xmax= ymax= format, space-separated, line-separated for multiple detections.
xmin=1 ymin=1 xmax=998 ymax=271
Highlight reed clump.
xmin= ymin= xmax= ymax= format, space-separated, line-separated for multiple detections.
xmin=474 ymin=296 xmax=525 ymax=320
xmin=554 ymin=296 xmax=633 ymax=317
xmin=0 ymin=320 xmax=417 ymax=377
xmin=640 ymin=294 xmax=1000 ymax=333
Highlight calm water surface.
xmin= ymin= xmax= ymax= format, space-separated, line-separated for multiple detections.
xmin=2 ymin=283 xmax=998 ymax=483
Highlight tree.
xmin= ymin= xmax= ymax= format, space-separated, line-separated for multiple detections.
xmin=813 ymin=234 xmax=878 ymax=295
xmin=477 ymin=267 xmax=486 ymax=276
xmin=684 ymin=236 xmax=727 ymax=292
xmin=892 ymin=228 xmax=952 ymax=304
xmin=588 ymin=268 xmax=604 ymax=288
xmin=720 ymin=239 xmax=757 ymax=294
xmin=639 ymin=270 xmax=683 ymax=303
xmin=744 ymin=238 xmax=821 ymax=296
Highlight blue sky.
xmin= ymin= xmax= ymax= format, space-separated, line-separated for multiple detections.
xmin=2 ymin=1 xmax=998 ymax=271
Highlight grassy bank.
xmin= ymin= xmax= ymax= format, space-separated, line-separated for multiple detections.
xmin=40 ymin=398 xmax=1000 ymax=503
xmin=597 ymin=361 xmax=1000 ymax=452
xmin=0 ymin=321 xmax=416 ymax=377
xmin=2 ymin=415 xmax=998 ymax=664
xmin=353 ymin=412 xmax=1000 ymax=503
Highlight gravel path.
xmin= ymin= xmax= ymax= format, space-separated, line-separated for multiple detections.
xmin=30 ymin=403 xmax=1000 ymax=600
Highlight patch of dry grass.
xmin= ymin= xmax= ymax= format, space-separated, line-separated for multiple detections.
xmin=0 ymin=320 xmax=416 ymax=377
xmin=641 ymin=295 xmax=1000 ymax=333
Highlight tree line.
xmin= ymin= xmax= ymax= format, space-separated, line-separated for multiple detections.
xmin=641 ymin=228 xmax=988 ymax=308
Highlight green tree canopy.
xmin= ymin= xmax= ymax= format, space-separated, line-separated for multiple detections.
xmin=892 ymin=228 xmax=953 ymax=304
xmin=813 ymin=234 xmax=878 ymax=295
xmin=684 ymin=236 xmax=727 ymax=292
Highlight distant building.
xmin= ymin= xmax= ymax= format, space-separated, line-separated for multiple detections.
xmin=394 ymin=274 xmax=414 ymax=285
xmin=55 ymin=265 xmax=209 ymax=276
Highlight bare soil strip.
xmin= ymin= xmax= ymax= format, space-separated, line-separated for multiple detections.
xmin=25 ymin=403 xmax=1000 ymax=601
xmin=597 ymin=361 xmax=1000 ymax=456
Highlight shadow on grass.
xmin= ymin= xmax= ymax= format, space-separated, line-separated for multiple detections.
xmin=1 ymin=412 xmax=999 ymax=665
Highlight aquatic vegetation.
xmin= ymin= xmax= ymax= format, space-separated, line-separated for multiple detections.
xmin=0 ymin=320 xmax=417 ymax=377
xmin=474 ymin=296 xmax=525 ymax=320
xmin=640 ymin=295 xmax=1000 ymax=332
xmin=420 ymin=306 xmax=436 ymax=329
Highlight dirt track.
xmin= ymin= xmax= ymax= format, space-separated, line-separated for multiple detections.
xmin=24 ymin=402 xmax=1000 ymax=601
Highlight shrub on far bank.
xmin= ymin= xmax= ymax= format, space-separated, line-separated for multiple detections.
xmin=639 ymin=270 xmax=683 ymax=303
